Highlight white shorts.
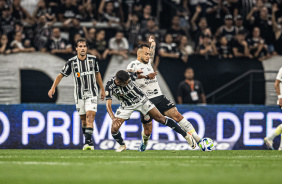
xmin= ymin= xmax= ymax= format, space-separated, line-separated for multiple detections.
xmin=76 ymin=97 xmax=97 ymax=115
xmin=115 ymin=98 xmax=155 ymax=120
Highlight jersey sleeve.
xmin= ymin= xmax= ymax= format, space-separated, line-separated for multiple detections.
xmin=128 ymin=71 xmax=137 ymax=81
xmin=94 ymin=59 xmax=100 ymax=73
xmin=126 ymin=62 xmax=137 ymax=72
xmin=276 ymin=68 xmax=282 ymax=81
xmin=105 ymin=81 xmax=113 ymax=100
xmin=60 ymin=60 xmax=72 ymax=77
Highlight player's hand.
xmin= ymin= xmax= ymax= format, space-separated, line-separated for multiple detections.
xmin=48 ymin=88 xmax=55 ymax=98
xmin=136 ymin=70 xmax=143 ymax=75
xmin=147 ymin=71 xmax=158 ymax=79
xmin=100 ymin=90 xmax=105 ymax=101
xmin=148 ymin=36 xmax=155 ymax=43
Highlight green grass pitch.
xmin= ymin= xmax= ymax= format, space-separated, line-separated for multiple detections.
xmin=0 ymin=150 xmax=281 ymax=184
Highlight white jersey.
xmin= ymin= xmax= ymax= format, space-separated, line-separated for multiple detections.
xmin=276 ymin=67 xmax=282 ymax=105
xmin=127 ymin=60 xmax=163 ymax=99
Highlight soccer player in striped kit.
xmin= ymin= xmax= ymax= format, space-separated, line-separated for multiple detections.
xmin=48 ymin=38 xmax=105 ymax=150
xmin=105 ymin=70 xmax=196 ymax=152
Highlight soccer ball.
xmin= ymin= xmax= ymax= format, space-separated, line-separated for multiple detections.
xmin=198 ymin=138 xmax=215 ymax=151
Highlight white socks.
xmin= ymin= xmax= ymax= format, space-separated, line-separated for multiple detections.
xmin=142 ymin=131 xmax=150 ymax=145
xmin=178 ymin=118 xmax=201 ymax=142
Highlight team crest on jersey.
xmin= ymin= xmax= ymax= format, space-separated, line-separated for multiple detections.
xmin=105 ymin=91 xmax=109 ymax=96
xmin=76 ymin=108 xmax=80 ymax=112
xmin=117 ymin=110 xmax=121 ymax=115
xmin=76 ymin=72 xmax=80 ymax=77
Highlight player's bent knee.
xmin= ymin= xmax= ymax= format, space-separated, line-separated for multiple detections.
xmin=173 ymin=112 xmax=183 ymax=122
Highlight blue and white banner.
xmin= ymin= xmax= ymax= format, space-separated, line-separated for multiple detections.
xmin=0 ymin=104 xmax=281 ymax=150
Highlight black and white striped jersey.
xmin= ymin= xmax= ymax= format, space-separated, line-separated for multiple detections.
xmin=105 ymin=73 xmax=147 ymax=107
xmin=60 ymin=54 xmax=100 ymax=101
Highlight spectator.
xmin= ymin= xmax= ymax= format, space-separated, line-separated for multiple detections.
xmin=234 ymin=14 xmax=249 ymax=37
xmin=81 ymin=2 xmax=97 ymax=22
xmin=177 ymin=67 xmax=206 ymax=104
xmin=0 ymin=7 xmax=15 ymax=38
xmin=166 ymin=15 xmax=186 ymax=43
xmin=98 ymin=0 xmax=124 ymax=24
xmin=58 ymin=0 xmax=80 ymax=26
xmin=198 ymin=34 xmax=218 ymax=56
xmin=11 ymin=0 xmax=32 ymax=24
xmin=248 ymin=27 xmax=270 ymax=61
xmin=0 ymin=34 xmax=11 ymax=54
xmin=215 ymin=14 xmax=237 ymax=44
xmin=108 ymin=31 xmax=129 ymax=59
xmin=140 ymin=4 xmax=155 ymax=29
xmin=45 ymin=0 xmax=60 ymax=14
xmin=99 ymin=0 xmax=121 ymax=25
xmin=33 ymin=15 xmax=51 ymax=51
xmin=232 ymin=30 xmax=252 ymax=58
xmin=125 ymin=14 xmax=140 ymax=51
xmin=158 ymin=33 xmax=181 ymax=59
xmin=42 ymin=27 xmax=72 ymax=54
xmin=86 ymin=28 xmax=96 ymax=47
xmin=217 ymin=36 xmax=233 ymax=59
xmin=32 ymin=0 xmax=56 ymax=23
xmin=68 ymin=18 xmax=86 ymax=45
xmin=223 ymin=0 xmax=239 ymax=17
xmin=272 ymin=4 xmax=282 ymax=55
xmin=190 ymin=6 xmax=209 ymax=47
xmin=178 ymin=35 xmax=194 ymax=63
xmin=247 ymin=6 xmax=275 ymax=53
xmin=10 ymin=31 xmax=35 ymax=53
xmin=206 ymin=0 xmax=228 ymax=33
xmin=132 ymin=2 xmax=143 ymax=18
xmin=246 ymin=0 xmax=265 ymax=22
xmin=139 ymin=18 xmax=161 ymax=43
xmin=89 ymin=29 xmax=109 ymax=60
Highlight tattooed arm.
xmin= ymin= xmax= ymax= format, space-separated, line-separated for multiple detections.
xmin=148 ymin=36 xmax=156 ymax=63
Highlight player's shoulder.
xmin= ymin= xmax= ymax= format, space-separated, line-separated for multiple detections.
xmin=87 ymin=54 xmax=97 ymax=60
xmin=67 ymin=55 xmax=77 ymax=63
xmin=128 ymin=60 xmax=141 ymax=68
xmin=106 ymin=77 xmax=117 ymax=89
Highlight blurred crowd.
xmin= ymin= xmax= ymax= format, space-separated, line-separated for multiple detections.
xmin=0 ymin=0 xmax=282 ymax=63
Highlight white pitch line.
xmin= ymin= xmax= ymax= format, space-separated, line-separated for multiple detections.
xmin=0 ymin=155 xmax=282 ymax=159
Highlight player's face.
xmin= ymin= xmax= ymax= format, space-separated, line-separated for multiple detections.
xmin=116 ymin=79 xmax=130 ymax=87
xmin=76 ymin=42 xmax=87 ymax=56
xmin=140 ymin=47 xmax=150 ymax=63
xmin=185 ymin=69 xmax=194 ymax=80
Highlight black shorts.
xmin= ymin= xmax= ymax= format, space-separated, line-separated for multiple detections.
xmin=141 ymin=95 xmax=175 ymax=124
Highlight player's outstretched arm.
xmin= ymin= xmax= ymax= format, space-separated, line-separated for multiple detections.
xmin=48 ymin=73 xmax=64 ymax=98
xmin=95 ymin=72 xmax=105 ymax=100
xmin=148 ymin=36 xmax=156 ymax=63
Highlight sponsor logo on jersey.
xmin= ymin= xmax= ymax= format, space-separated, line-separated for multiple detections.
xmin=76 ymin=72 xmax=80 ymax=77
xmin=154 ymin=89 xmax=158 ymax=94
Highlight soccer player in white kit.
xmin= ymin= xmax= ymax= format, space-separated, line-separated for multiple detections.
xmin=264 ymin=67 xmax=282 ymax=150
xmin=127 ymin=36 xmax=201 ymax=151
xmin=48 ymin=38 xmax=105 ymax=150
